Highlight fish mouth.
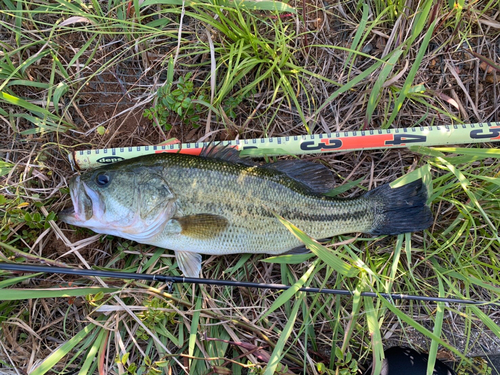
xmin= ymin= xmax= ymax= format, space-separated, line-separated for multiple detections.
xmin=59 ymin=175 xmax=93 ymax=224
xmin=59 ymin=205 xmax=76 ymax=218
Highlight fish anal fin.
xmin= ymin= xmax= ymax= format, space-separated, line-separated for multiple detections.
xmin=175 ymin=251 xmax=202 ymax=277
xmin=283 ymin=245 xmax=311 ymax=255
xmin=177 ymin=214 xmax=228 ymax=239
xmin=266 ymin=160 xmax=335 ymax=193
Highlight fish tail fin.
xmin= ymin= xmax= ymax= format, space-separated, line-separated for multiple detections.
xmin=364 ymin=178 xmax=433 ymax=235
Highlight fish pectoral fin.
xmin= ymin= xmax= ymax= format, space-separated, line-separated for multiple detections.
xmin=176 ymin=214 xmax=229 ymax=239
xmin=175 ymin=251 xmax=202 ymax=277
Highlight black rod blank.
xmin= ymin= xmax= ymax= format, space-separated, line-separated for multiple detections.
xmin=0 ymin=262 xmax=494 ymax=306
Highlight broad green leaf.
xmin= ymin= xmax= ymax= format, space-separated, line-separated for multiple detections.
xmin=7 ymin=80 xmax=50 ymax=89
xmin=465 ymin=175 xmax=500 ymax=187
xmin=155 ymin=325 xmax=180 ymax=346
xmin=146 ymin=18 xmax=172 ymax=28
xmin=410 ymin=0 xmax=434 ymax=44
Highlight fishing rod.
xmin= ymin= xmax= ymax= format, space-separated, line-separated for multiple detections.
xmin=69 ymin=122 xmax=500 ymax=169
xmin=0 ymin=262 xmax=496 ymax=306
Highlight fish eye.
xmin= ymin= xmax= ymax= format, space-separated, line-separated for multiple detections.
xmin=95 ymin=172 xmax=111 ymax=187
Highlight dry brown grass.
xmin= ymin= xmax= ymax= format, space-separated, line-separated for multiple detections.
xmin=1 ymin=0 xmax=500 ymax=374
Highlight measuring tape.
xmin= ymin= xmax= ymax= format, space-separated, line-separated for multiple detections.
xmin=70 ymin=122 xmax=500 ymax=169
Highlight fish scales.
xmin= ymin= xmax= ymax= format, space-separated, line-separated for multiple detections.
xmin=144 ymin=154 xmax=374 ymax=254
xmin=60 ymin=148 xmax=433 ymax=277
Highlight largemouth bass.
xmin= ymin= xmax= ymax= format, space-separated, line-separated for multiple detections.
xmin=60 ymin=147 xmax=433 ymax=277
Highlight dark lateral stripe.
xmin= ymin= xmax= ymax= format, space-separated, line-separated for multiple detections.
xmin=278 ymin=208 xmax=370 ymax=222
xmin=216 ymin=202 xmax=371 ymax=223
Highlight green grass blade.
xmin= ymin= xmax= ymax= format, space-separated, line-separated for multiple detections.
xmin=29 ymin=323 xmax=96 ymax=375
xmin=6 ymin=80 xmax=50 ymax=89
xmin=436 ymin=156 xmax=498 ymax=238
xmin=324 ymin=176 xmax=366 ymax=196
xmin=427 ymin=273 xmax=445 ymax=375
xmin=379 ymin=297 xmax=467 ymax=361
xmin=261 ymin=261 xmax=317 ymax=319
xmin=263 ymin=293 xmax=303 ymax=375
xmin=433 ymin=147 xmax=500 ymax=158
xmin=141 ymin=0 xmax=295 ymax=12
xmin=389 ymin=164 xmax=432 ymax=195
xmin=0 ymin=287 xmax=117 ymax=300
xmin=189 ymin=292 xmax=203 ymax=367
xmin=276 ymin=216 xmax=358 ymax=277
xmin=0 ymin=272 xmax=40 ymax=288
xmin=343 ymin=3 xmax=369 ymax=72
xmin=262 ymin=252 xmax=315 ymax=264
xmin=410 ymin=0 xmax=435 ymax=45
xmin=341 ymin=280 xmax=363 ymax=353
xmin=78 ymin=327 xmax=107 ymax=375
xmin=0 ymin=91 xmax=58 ymax=120
xmin=468 ymin=305 xmax=500 ymax=339
xmin=386 ymin=234 xmax=403 ymax=292
xmin=365 ymin=49 xmax=404 ymax=126
xmin=364 ymin=297 xmax=383 ymax=375
xmin=384 ymin=20 xmax=437 ymax=127
xmin=52 ymin=82 xmax=69 ymax=114
xmin=313 ymin=56 xmax=386 ymax=117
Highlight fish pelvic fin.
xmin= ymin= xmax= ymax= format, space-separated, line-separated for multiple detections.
xmin=175 ymin=251 xmax=202 ymax=277
xmin=365 ymin=178 xmax=433 ymax=235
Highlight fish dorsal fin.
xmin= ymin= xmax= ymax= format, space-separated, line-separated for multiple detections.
xmin=175 ymin=251 xmax=202 ymax=277
xmin=200 ymin=144 xmax=256 ymax=166
xmin=177 ymin=214 xmax=229 ymax=239
xmin=265 ymin=160 xmax=335 ymax=193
